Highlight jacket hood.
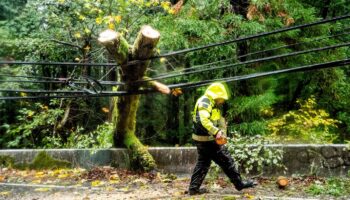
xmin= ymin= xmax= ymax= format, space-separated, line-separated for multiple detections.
xmin=205 ymin=82 xmax=229 ymax=100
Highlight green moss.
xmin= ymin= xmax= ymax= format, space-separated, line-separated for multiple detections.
xmin=28 ymin=151 xmax=71 ymax=170
xmin=115 ymin=35 xmax=129 ymax=64
xmin=0 ymin=155 xmax=15 ymax=168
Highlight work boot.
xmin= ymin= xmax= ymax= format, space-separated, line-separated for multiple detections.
xmin=235 ymin=179 xmax=258 ymax=191
xmin=188 ymin=188 xmax=209 ymax=195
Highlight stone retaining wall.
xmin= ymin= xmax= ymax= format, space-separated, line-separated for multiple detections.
xmin=0 ymin=145 xmax=349 ymax=176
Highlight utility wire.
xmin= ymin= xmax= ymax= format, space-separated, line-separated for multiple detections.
xmin=1 ymin=58 xmax=349 ymax=100
xmin=168 ymin=58 xmax=350 ymax=89
xmin=150 ymin=14 xmax=350 ymax=59
xmin=0 ymin=61 xmax=118 ymax=67
xmin=152 ymin=30 xmax=350 ymax=78
xmin=3 ymin=29 xmax=347 ymax=84
xmin=0 ymin=89 xmax=89 ymax=94
xmin=145 ymin=41 xmax=350 ymax=81
xmin=0 ymin=79 xmax=124 ymax=85
xmin=3 ymin=41 xmax=348 ymax=87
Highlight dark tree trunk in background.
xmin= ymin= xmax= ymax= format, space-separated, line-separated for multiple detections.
xmin=321 ymin=0 xmax=332 ymax=19
xmin=230 ymin=0 xmax=250 ymax=95
xmin=167 ymin=96 xmax=180 ymax=144
xmin=230 ymin=0 xmax=249 ymax=62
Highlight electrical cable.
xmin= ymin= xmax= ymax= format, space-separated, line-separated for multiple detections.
xmin=1 ymin=58 xmax=349 ymax=100
xmin=0 ymin=79 xmax=124 ymax=85
xmin=151 ymin=30 xmax=350 ymax=78
xmin=2 ymin=41 xmax=348 ymax=88
xmin=168 ymin=58 xmax=350 ymax=89
xmin=3 ymin=29 xmax=348 ymax=85
xmin=144 ymin=41 xmax=350 ymax=81
xmin=0 ymin=61 xmax=118 ymax=67
xmin=149 ymin=14 xmax=350 ymax=59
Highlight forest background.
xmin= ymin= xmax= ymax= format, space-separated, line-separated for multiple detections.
xmin=0 ymin=0 xmax=349 ymax=149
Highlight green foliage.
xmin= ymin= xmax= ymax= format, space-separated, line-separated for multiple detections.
xmin=0 ymin=0 xmax=27 ymax=20
xmin=268 ymin=96 xmax=340 ymax=143
xmin=306 ymin=178 xmax=350 ymax=197
xmin=209 ymin=132 xmax=284 ymax=178
xmin=3 ymin=101 xmax=64 ymax=148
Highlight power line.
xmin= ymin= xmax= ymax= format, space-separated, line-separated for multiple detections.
xmin=0 ymin=79 xmax=124 ymax=85
xmin=146 ymin=41 xmax=350 ymax=81
xmin=150 ymin=14 xmax=350 ymax=59
xmin=152 ymin=30 xmax=350 ymax=79
xmin=3 ymin=41 xmax=348 ymax=87
xmin=0 ymin=61 xmax=118 ymax=67
xmin=1 ymin=58 xmax=349 ymax=100
xmin=0 ymin=89 xmax=89 ymax=94
xmin=168 ymin=58 xmax=350 ymax=89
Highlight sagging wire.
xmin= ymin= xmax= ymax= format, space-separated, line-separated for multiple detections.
xmin=151 ymin=29 xmax=350 ymax=79
xmin=1 ymin=58 xmax=350 ymax=100
xmin=1 ymin=41 xmax=349 ymax=94
xmin=142 ymin=41 xmax=350 ymax=82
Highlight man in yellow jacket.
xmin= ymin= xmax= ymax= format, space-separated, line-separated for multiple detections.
xmin=189 ymin=82 xmax=256 ymax=195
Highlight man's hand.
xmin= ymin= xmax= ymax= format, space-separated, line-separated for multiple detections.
xmin=215 ymin=131 xmax=223 ymax=139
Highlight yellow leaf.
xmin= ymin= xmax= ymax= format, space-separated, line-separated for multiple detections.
xmin=84 ymin=28 xmax=91 ymax=34
xmin=0 ymin=175 xmax=5 ymax=182
xmin=91 ymin=180 xmax=105 ymax=187
xmin=20 ymin=92 xmax=27 ymax=97
xmin=161 ymin=2 xmax=171 ymax=10
xmin=78 ymin=15 xmax=86 ymax=21
xmin=105 ymin=186 xmax=114 ymax=191
xmin=31 ymin=179 xmax=41 ymax=184
xmin=74 ymin=32 xmax=81 ymax=38
xmin=58 ymin=0 xmax=65 ymax=4
xmin=95 ymin=17 xmax=103 ymax=25
xmin=34 ymin=188 xmax=51 ymax=192
xmin=0 ymin=191 xmax=10 ymax=196
xmin=108 ymin=23 xmax=115 ymax=30
xmin=114 ymin=15 xmax=122 ymax=24
xmin=35 ymin=171 xmax=45 ymax=178
xmin=58 ymin=174 xmax=68 ymax=179
xmin=84 ymin=45 xmax=91 ymax=51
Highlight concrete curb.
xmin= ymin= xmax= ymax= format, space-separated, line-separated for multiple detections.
xmin=0 ymin=145 xmax=349 ymax=176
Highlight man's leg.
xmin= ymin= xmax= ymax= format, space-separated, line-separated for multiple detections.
xmin=212 ymin=145 xmax=256 ymax=191
xmin=189 ymin=142 xmax=212 ymax=194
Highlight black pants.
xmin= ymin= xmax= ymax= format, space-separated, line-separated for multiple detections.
xmin=189 ymin=141 xmax=243 ymax=191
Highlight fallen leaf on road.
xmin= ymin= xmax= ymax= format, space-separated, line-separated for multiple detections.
xmin=91 ymin=180 xmax=105 ymax=187
xmin=0 ymin=191 xmax=10 ymax=196
xmin=34 ymin=187 xmax=51 ymax=192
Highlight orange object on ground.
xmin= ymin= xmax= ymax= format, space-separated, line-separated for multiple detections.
xmin=277 ymin=176 xmax=289 ymax=188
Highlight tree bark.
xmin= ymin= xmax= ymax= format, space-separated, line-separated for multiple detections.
xmin=99 ymin=26 xmax=168 ymax=171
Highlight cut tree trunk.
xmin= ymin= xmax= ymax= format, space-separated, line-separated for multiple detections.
xmin=99 ymin=26 xmax=170 ymax=171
